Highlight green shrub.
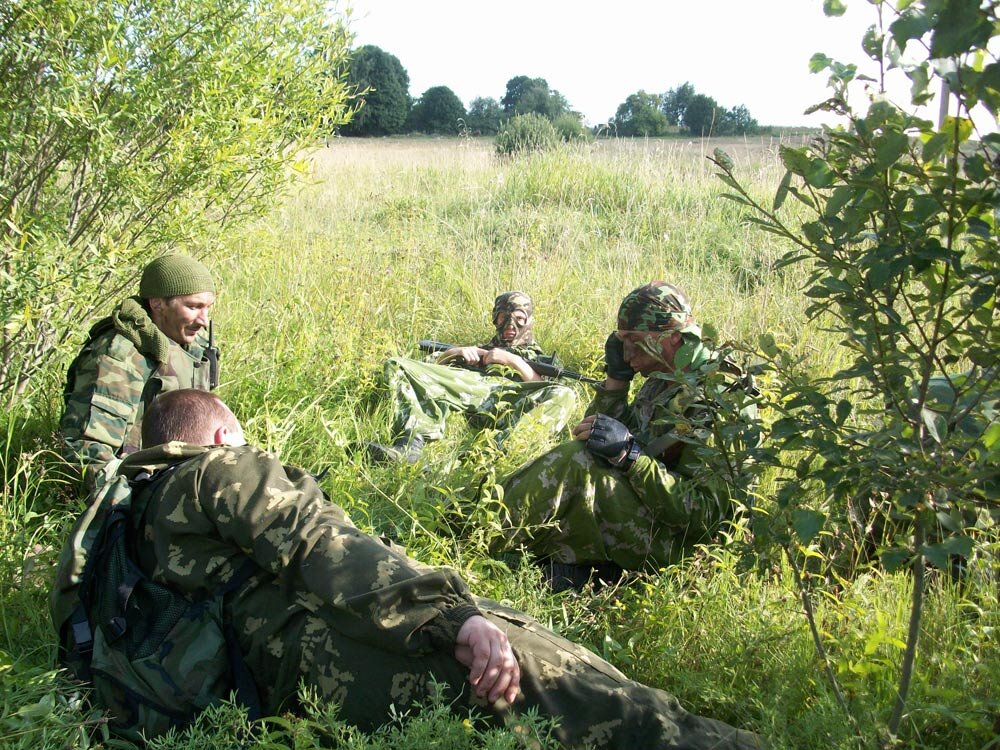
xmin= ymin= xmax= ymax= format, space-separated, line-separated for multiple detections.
xmin=494 ymin=114 xmax=559 ymax=159
xmin=551 ymin=113 xmax=591 ymax=143
xmin=0 ymin=0 xmax=353 ymax=405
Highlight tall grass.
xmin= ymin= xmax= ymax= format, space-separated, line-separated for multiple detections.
xmin=1 ymin=136 xmax=996 ymax=749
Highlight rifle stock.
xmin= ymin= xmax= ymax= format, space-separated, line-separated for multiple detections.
xmin=418 ymin=340 xmax=599 ymax=384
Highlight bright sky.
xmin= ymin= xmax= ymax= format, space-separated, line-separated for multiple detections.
xmin=340 ymin=0 xmax=997 ymax=133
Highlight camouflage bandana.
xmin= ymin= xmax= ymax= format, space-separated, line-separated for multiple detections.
xmin=490 ymin=291 xmax=535 ymax=346
xmin=616 ymin=282 xmax=699 ymax=337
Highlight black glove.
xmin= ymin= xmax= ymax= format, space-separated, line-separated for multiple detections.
xmin=586 ymin=414 xmax=642 ymax=470
xmin=603 ymin=332 xmax=635 ymax=381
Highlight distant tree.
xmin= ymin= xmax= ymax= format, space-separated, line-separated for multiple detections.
xmin=342 ymin=45 xmax=409 ymax=136
xmin=613 ymin=91 xmax=668 ymax=136
xmin=551 ymin=112 xmax=590 ymax=142
xmin=501 ymin=75 xmax=569 ymax=119
xmin=466 ymin=97 xmax=504 ymax=135
xmin=407 ymin=86 xmax=466 ymax=134
xmin=662 ymin=82 xmax=696 ymax=126
xmin=500 ymin=75 xmax=536 ymax=113
xmin=724 ymin=104 xmax=759 ymax=135
xmin=683 ymin=93 xmax=727 ymax=136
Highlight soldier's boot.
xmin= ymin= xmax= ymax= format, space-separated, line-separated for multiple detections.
xmin=539 ymin=560 xmax=625 ymax=593
xmin=365 ymin=434 xmax=424 ymax=465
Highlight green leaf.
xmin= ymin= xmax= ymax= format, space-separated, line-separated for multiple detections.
xmin=943 ymin=116 xmax=974 ymax=144
xmin=874 ymin=131 xmax=910 ymax=170
xmin=890 ymin=10 xmax=932 ymax=53
xmin=923 ymin=535 xmax=974 ymax=570
xmin=866 ymin=261 xmax=892 ymax=289
xmin=823 ymin=0 xmax=846 ymax=17
xmin=780 ymin=146 xmax=812 ymax=175
xmin=880 ymin=547 xmax=912 ymax=572
xmin=715 ymin=172 xmax=744 ymax=192
xmin=835 ymin=399 xmax=852 ymax=425
xmin=792 ymin=509 xmax=826 ymax=544
xmin=824 ymin=185 xmax=854 ymax=218
xmin=921 ymin=407 xmax=947 ymax=444
xmin=964 ymin=154 xmax=989 ymax=182
xmin=758 ymin=332 xmax=779 ymax=357
xmin=977 ymin=62 xmax=1000 ymax=114
xmin=980 ymin=422 xmax=1000 ymax=453
xmin=712 ymin=148 xmax=735 ymax=171
xmin=909 ymin=62 xmax=931 ymax=102
xmin=862 ymin=26 xmax=883 ymax=61
xmin=809 ymin=53 xmax=833 ymax=74
xmin=805 ymin=159 xmax=834 ymax=188
xmin=773 ymin=170 xmax=792 ymax=210
xmin=930 ymin=0 xmax=993 ymax=59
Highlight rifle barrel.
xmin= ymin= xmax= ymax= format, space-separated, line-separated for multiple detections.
xmin=417 ymin=340 xmax=598 ymax=384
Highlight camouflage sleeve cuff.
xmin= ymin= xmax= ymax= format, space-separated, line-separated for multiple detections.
xmin=586 ymin=383 xmax=630 ymax=416
xmin=426 ymin=603 xmax=483 ymax=650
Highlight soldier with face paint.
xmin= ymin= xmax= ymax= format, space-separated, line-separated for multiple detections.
xmin=494 ymin=282 xmax=761 ymax=591
xmin=60 ymin=254 xmax=219 ymax=489
xmin=52 ymin=388 xmax=761 ymax=749
xmin=367 ymin=291 xmax=578 ymax=464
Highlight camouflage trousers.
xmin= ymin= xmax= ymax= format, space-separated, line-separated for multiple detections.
xmin=275 ymin=599 xmax=759 ymax=749
xmin=496 ymin=441 xmax=710 ymax=571
xmin=383 ymin=357 xmax=577 ymax=446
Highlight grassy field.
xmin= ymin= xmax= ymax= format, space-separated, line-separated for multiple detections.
xmin=1 ymin=135 xmax=997 ymax=749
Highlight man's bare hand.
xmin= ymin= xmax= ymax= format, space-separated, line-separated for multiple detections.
xmin=443 ymin=346 xmax=488 ymax=366
xmin=454 ymin=615 xmax=520 ymax=705
xmin=481 ymin=349 xmax=540 ymax=382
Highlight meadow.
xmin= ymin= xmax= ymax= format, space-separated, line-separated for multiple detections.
xmin=1 ymin=135 xmax=996 ymax=749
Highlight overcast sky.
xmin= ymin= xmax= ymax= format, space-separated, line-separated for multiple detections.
xmin=340 ymin=0 xmax=951 ymax=129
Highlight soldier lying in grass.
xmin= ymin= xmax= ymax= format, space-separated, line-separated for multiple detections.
xmin=52 ymin=388 xmax=761 ymax=749
xmin=366 ymin=291 xmax=577 ymax=463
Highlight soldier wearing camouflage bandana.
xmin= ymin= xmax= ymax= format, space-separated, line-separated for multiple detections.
xmin=52 ymin=389 xmax=760 ymax=748
xmin=493 ymin=282 xmax=760 ymax=590
xmin=367 ymin=291 xmax=577 ymax=463
xmin=60 ymin=254 xmax=218 ymax=488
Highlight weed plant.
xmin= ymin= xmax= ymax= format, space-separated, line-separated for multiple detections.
xmin=1 ymin=137 xmax=996 ymax=749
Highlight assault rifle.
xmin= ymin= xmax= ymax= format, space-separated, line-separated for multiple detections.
xmin=418 ymin=340 xmax=599 ymax=384
xmin=205 ymin=320 xmax=220 ymax=390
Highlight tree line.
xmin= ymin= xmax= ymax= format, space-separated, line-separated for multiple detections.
xmin=342 ymin=45 xmax=762 ymax=139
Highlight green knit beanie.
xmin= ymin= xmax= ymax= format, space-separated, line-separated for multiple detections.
xmin=138 ymin=255 xmax=215 ymax=299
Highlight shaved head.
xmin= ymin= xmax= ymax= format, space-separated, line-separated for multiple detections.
xmin=142 ymin=389 xmax=242 ymax=447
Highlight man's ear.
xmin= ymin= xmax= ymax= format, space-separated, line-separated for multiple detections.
xmin=212 ymin=425 xmax=230 ymax=446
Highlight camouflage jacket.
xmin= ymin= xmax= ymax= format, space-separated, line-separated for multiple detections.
xmin=80 ymin=443 xmax=480 ymax=710
xmin=476 ymin=340 xmax=559 ymax=380
xmin=586 ymin=347 xmax=760 ymax=529
xmin=60 ymin=300 xmax=214 ymax=478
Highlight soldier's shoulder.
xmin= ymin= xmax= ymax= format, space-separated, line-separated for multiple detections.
xmin=78 ymin=325 xmax=143 ymax=365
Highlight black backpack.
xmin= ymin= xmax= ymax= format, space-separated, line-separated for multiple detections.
xmin=64 ymin=469 xmax=260 ymax=740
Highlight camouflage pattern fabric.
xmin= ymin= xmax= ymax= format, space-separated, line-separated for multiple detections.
xmin=617 ymin=281 xmax=700 ymax=335
xmin=489 ymin=291 xmax=536 ymax=346
xmin=383 ymin=354 xmax=576 ymax=445
xmin=496 ymin=345 xmax=759 ymax=571
xmin=60 ymin=301 xmax=213 ymax=483
xmin=50 ymin=442 xmax=758 ymax=748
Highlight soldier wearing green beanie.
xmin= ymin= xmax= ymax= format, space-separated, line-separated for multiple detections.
xmin=492 ymin=281 xmax=761 ymax=591
xmin=60 ymin=254 xmax=220 ymax=488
